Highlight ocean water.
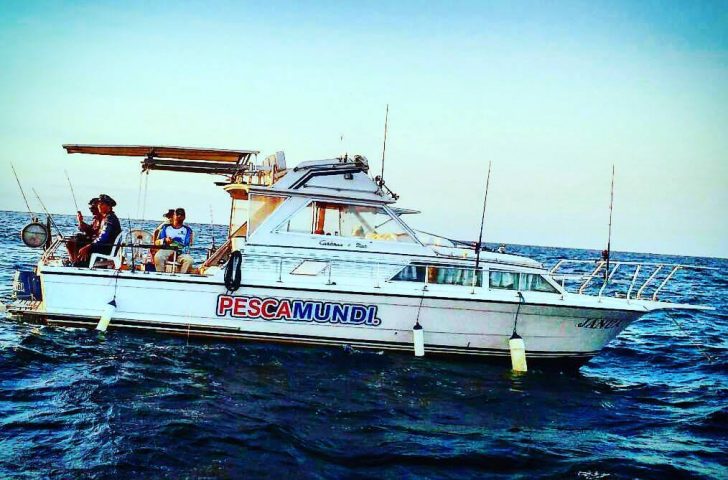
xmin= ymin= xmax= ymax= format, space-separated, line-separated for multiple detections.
xmin=0 ymin=210 xmax=726 ymax=479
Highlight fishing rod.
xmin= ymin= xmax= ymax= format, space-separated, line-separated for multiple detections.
xmin=209 ymin=204 xmax=216 ymax=250
xmin=32 ymin=188 xmax=64 ymax=239
xmin=10 ymin=163 xmax=36 ymax=222
xmin=604 ymin=165 xmax=615 ymax=283
xmin=474 ymin=161 xmax=492 ymax=272
xmin=127 ymin=215 xmax=136 ymax=273
xmin=64 ymin=170 xmax=80 ymax=213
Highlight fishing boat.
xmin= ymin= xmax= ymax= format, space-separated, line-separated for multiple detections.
xmin=3 ymin=144 xmax=712 ymax=368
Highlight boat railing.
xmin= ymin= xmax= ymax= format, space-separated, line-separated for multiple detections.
xmin=549 ymin=259 xmax=716 ymax=301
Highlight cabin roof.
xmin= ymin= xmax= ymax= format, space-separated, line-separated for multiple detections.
xmin=249 ymin=156 xmax=396 ymax=204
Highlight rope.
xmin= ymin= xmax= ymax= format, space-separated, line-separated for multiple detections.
xmin=512 ymin=291 xmax=525 ymax=337
xmin=414 ymin=285 xmax=427 ymax=327
xmin=135 ymin=171 xmax=143 ymax=219
xmin=141 ymin=170 xmax=150 ymax=220
xmin=668 ymin=313 xmax=713 ymax=363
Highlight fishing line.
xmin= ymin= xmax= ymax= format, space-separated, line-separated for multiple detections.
xmin=64 ymin=170 xmax=80 ymax=212
xmin=667 ymin=312 xmax=713 ymax=364
xmin=32 ymin=188 xmax=64 ymax=239
xmin=10 ymin=163 xmax=35 ymax=221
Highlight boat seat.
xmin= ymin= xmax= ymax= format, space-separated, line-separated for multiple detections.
xmin=164 ymin=251 xmax=180 ymax=273
xmin=89 ymin=233 xmax=124 ymax=269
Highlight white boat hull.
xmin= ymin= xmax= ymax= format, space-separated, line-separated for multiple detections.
xmin=10 ymin=266 xmax=649 ymax=364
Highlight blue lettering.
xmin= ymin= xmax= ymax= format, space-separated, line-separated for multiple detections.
xmin=331 ymin=304 xmax=350 ymax=323
xmin=313 ymin=303 xmax=331 ymax=323
xmin=291 ymin=301 xmax=313 ymax=322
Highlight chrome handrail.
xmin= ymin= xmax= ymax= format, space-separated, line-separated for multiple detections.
xmin=551 ymin=259 xmax=715 ymax=302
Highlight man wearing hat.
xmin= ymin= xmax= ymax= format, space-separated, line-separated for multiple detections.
xmin=154 ymin=207 xmax=194 ymax=273
xmin=66 ymin=197 xmax=103 ymax=263
xmin=150 ymin=209 xmax=175 ymax=261
xmin=77 ymin=194 xmax=122 ymax=266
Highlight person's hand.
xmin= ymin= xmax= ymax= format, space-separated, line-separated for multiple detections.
xmin=166 ymin=237 xmax=173 ymax=245
xmin=78 ymin=244 xmax=91 ymax=261
xmin=76 ymin=211 xmax=83 ymax=223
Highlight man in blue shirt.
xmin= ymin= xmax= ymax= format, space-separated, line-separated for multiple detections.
xmin=77 ymin=194 xmax=122 ymax=266
xmin=154 ymin=207 xmax=194 ymax=273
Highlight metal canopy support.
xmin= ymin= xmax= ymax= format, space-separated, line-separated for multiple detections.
xmin=63 ymin=144 xmax=260 ymax=176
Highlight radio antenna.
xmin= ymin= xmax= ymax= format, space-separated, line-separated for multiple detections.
xmin=64 ymin=169 xmax=80 ymax=213
xmin=10 ymin=163 xmax=35 ymax=221
xmin=380 ymin=104 xmax=389 ymax=184
xmin=604 ymin=165 xmax=615 ymax=282
xmin=474 ymin=161 xmax=493 ymax=272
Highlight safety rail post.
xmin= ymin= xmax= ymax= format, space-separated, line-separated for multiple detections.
xmin=549 ymin=259 xmax=566 ymax=274
xmin=579 ymin=261 xmax=605 ymax=294
xmin=598 ymin=263 xmax=621 ymax=299
xmin=652 ymin=266 xmax=681 ymax=301
xmin=636 ymin=265 xmax=663 ymax=300
xmin=326 ymin=261 xmax=334 ymax=285
xmin=626 ymin=265 xmax=641 ymax=300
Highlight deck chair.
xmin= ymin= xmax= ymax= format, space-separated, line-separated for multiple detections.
xmin=89 ymin=232 xmax=124 ymax=269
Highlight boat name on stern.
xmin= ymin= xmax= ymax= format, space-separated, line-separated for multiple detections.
xmin=216 ymin=295 xmax=382 ymax=326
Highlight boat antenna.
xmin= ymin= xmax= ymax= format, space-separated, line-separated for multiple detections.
xmin=64 ymin=169 xmax=80 ymax=213
xmin=32 ymin=188 xmax=64 ymax=239
xmin=474 ymin=161 xmax=493 ymax=272
xmin=372 ymin=104 xmax=399 ymax=200
xmin=10 ymin=163 xmax=35 ymax=221
xmin=604 ymin=165 xmax=615 ymax=282
xmin=379 ymin=104 xmax=389 ymax=186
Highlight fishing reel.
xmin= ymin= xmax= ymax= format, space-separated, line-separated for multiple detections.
xmin=374 ymin=175 xmax=400 ymax=200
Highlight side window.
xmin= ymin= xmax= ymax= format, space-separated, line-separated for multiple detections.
xmin=522 ymin=274 xmax=559 ymax=293
xmin=391 ymin=265 xmax=482 ymax=286
xmin=277 ymin=201 xmax=417 ymax=243
xmin=279 ymin=203 xmax=314 ymax=234
xmin=391 ymin=265 xmax=426 ymax=282
xmin=249 ymin=194 xmax=287 ymax=235
xmin=489 ymin=271 xmax=559 ymax=293
xmin=489 ymin=271 xmax=519 ymax=290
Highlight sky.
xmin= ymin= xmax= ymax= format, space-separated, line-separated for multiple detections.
xmin=0 ymin=1 xmax=726 ymax=258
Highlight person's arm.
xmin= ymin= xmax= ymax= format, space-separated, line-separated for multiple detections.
xmin=156 ymin=226 xmax=172 ymax=246
xmin=94 ymin=215 xmax=120 ymax=245
xmin=181 ymin=227 xmax=193 ymax=247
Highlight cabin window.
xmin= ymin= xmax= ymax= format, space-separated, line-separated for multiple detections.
xmin=489 ymin=271 xmax=559 ymax=293
xmin=391 ymin=265 xmax=483 ymax=286
xmin=248 ymin=194 xmax=286 ymax=235
xmin=278 ymin=201 xmax=417 ymax=243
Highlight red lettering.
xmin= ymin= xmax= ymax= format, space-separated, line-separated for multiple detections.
xmin=233 ymin=297 xmax=248 ymax=317
xmin=261 ymin=299 xmax=278 ymax=320
xmin=248 ymin=297 xmax=261 ymax=317
xmin=275 ymin=300 xmax=291 ymax=319
xmin=217 ymin=295 xmax=234 ymax=316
